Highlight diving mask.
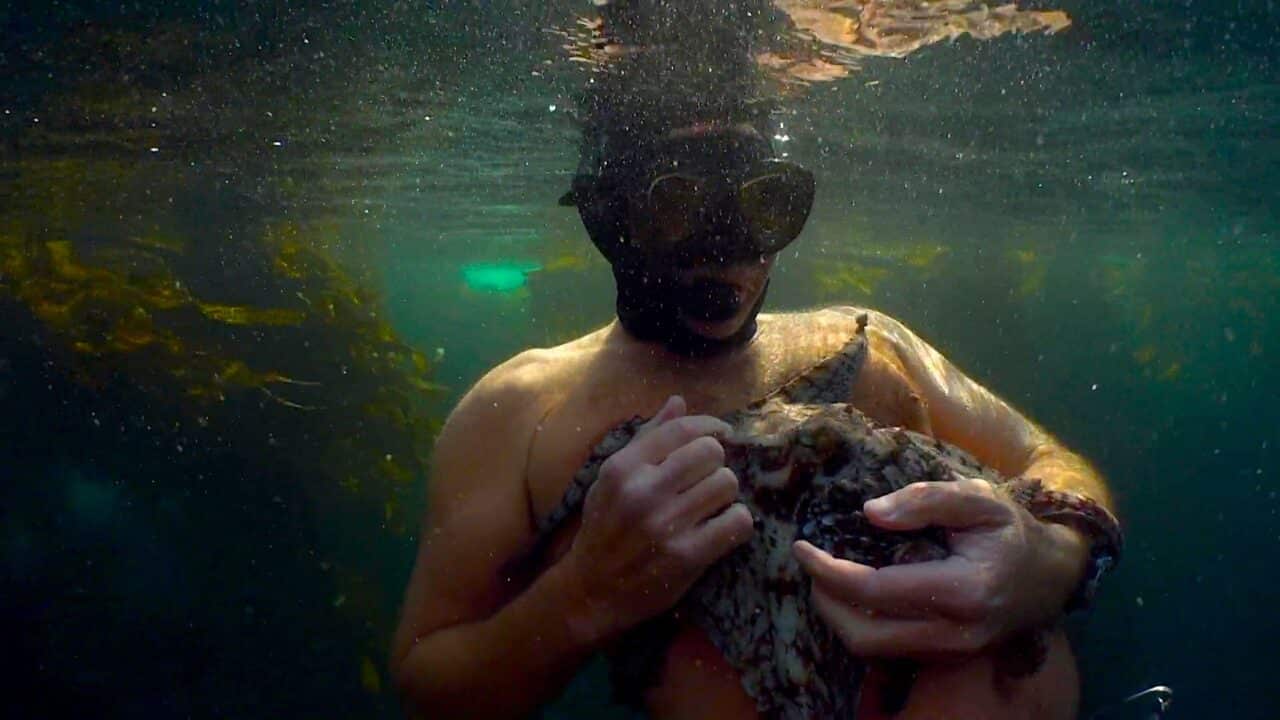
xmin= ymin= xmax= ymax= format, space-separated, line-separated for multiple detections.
xmin=623 ymin=159 xmax=814 ymax=257
xmin=565 ymin=130 xmax=814 ymax=263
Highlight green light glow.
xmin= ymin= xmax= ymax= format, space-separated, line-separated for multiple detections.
xmin=461 ymin=261 xmax=541 ymax=293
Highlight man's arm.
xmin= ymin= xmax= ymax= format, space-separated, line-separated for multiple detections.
xmin=863 ymin=308 xmax=1113 ymax=510
xmin=793 ymin=308 xmax=1117 ymax=660
xmin=864 ymin=308 xmax=1117 ymax=615
xmin=390 ymin=353 xmax=601 ymax=719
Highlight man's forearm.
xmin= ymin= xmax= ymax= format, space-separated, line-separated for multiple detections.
xmin=1022 ymin=442 xmax=1120 ymax=611
xmin=395 ymin=558 xmax=601 ymax=719
xmin=1025 ymin=442 xmax=1114 ymax=513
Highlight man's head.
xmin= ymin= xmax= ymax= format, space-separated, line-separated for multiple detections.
xmin=565 ymin=121 xmax=814 ymax=355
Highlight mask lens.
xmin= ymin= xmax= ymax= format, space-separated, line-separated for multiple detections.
xmin=738 ymin=166 xmax=814 ymax=252
xmin=632 ymin=174 xmax=705 ymax=250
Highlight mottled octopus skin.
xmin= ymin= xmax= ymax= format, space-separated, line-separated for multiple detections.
xmin=527 ymin=318 xmax=1024 ymax=719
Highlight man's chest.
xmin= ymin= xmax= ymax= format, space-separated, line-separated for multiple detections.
xmin=522 ymin=366 xmax=787 ymax=526
xmin=522 ymin=329 xmax=931 ymax=529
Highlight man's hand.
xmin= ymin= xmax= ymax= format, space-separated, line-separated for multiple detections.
xmin=562 ymin=395 xmax=756 ymax=646
xmin=793 ymin=477 xmax=1087 ymax=659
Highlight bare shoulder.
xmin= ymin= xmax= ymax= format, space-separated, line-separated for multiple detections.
xmin=429 ymin=328 xmax=614 ymax=516
xmin=441 ymin=329 xmax=609 ymax=439
xmin=814 ymin=305 xmax=934 ymax=364
xmin=745 ymin=307 xmax=925 ymax=381
xmin=782 ymin=306 xmax=936 ymax=431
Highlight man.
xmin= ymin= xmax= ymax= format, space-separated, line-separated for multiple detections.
xmin=390 ymin=115 xmax=1118 ymax=719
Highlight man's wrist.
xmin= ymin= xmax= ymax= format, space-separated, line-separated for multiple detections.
xmin=1005 ymin=478 xmax=1124 ymax=613
xmin=1041 ymin=521 xmax=1090 ymax=610
xmin=549 ymin=553 xmax=618 ymax=651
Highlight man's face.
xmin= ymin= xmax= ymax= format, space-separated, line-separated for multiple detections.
xmin=620 ymin=124 xmax=791 ymax=339
xmin=576 ymin=120 xmax=812 ymax=350
xmin=672 ymin=252 xmax=776 ymax=339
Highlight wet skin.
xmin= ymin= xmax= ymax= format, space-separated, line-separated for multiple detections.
xmin=391 ymin=255 xmax=1109 ymax=719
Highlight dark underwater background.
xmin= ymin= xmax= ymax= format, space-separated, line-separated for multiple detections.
xmin=2 ymin=1 xmax=1276 ymax=718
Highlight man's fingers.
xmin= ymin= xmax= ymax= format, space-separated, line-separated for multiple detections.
xmin=680 ymin=503 xmax=754 ymax=565
xmin=670 ymin=467 xmax=740 ymax=526
xmin=630 ymin=413 xmax=733 ymax=467
xmin=864 ymin=478 xmax=1011 ymax=531
xmin=640 ymin=395 xmax=686 ymax=430
xmin=845 ymin=560 xmax=989 ymax=621
xmin=795 ymin=541 xmax=986 ymax=621
xmin=810 ymin=584 xmax=992 ymax=658
xmin=657 ymin=435 xmax=727 ymax=494
xmin=794 ymin=539 xmax=876 ymax=597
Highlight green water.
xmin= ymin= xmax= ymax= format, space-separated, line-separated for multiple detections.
xmin=2 ymin=2 xmax=1277 ymax=718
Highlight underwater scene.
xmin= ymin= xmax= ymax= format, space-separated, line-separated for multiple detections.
xmin=1 ymin=1 xmax=1276 ymax=718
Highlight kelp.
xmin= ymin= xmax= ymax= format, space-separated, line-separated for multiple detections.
xmin=0 ymin=147 xmax=451 ymax=703
xmin=811 ymin=239 xmax=949 ymax=299
xmin=815 ymin=260 xmax=891 ymax=299
xmin=1092 ymin=247 xmax=1277 ymax=388
xmin=0 ymin=160 xmax=442 ymax=534
xmin=0 ymin=9 xmax=482 ymax=708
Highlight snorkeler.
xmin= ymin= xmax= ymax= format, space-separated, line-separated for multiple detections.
xmin=390 ymin=103 xmax=1120 ymax=719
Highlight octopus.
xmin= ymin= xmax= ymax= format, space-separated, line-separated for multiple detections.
xmin=517 ymin=314 xmax=1054 ymax=718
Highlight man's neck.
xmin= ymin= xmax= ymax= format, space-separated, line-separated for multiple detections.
xmin=607 ymin=315 xmax=769 ymax=375
xmin=612 ymin=273 xmax=770 ymax=360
